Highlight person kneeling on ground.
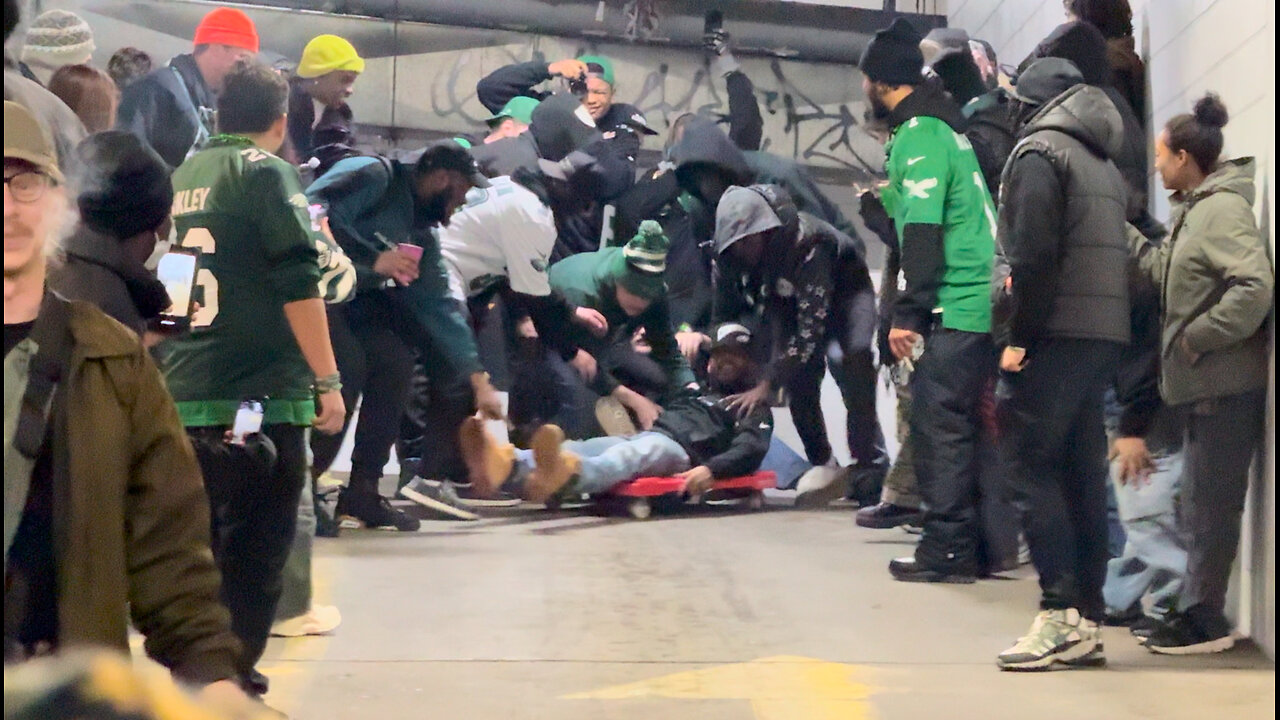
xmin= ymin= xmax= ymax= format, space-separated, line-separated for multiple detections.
xmin=462 ymin=324 xmax=772 ymax=504
xmin=537 ymin=221 xmax=697 ymax=438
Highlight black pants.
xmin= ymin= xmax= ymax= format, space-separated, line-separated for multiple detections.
xmin=1000 ymin=338 xmax=1121 ymax=620
xmin=785 ymin=287 xmax=887 ymax=473
xmin=311 ymin=298 xmax=415 ymax=494
xmin=509 ymin=337 xmax=670 ymax=441
xmin=190 ymin=423 xmax=307 ymax=677
xmin=398 ymin=352 xmax=474 ymax=482
xmin=1181 ymin=389 xmax=1266 ymax=619
xmin=910 ymin=329 xmax=994 ymax=573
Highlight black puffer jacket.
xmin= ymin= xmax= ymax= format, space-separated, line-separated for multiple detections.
xmin=653 ymin=387 xmax=773 ymax=479
xmin=997 ymin=84 xmax=1130 ymax=346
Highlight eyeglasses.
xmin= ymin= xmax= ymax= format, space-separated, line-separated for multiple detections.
xmin=4 ymin=171 xmax=54 ymax=204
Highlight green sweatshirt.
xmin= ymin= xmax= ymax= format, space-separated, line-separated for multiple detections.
xmin=549 ymin=248 xmax=695 ymax=396
xmin=162 ymin=136 xmax=322 ymax=426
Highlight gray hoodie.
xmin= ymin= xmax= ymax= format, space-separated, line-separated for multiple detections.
xmin=1133 ymin=157 xmax=1274 ymax=406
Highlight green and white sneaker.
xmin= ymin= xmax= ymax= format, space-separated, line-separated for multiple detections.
xmin=997 ymin=609 xmax=1102 ymax=671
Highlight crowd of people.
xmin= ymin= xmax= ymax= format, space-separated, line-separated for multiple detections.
xmin=3 ymin=0 xmax=1273 ymax=715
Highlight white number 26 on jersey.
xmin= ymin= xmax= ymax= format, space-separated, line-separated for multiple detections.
xmin=178 ymin=227 xmax=219 ymax=327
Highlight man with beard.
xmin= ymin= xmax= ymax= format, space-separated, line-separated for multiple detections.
xmin=861 ymin=19 xmax=997 ymax=584
xmin=305 ymin=141 xmax=498 ymax=529
xmin=459 ymin=324 xmax=772 ymax=504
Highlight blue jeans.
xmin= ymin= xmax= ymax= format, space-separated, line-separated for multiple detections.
xmin=510 ymin=432 xmax=691 ymax=494
xmin=1102 ymin=449 xmax=1187 ymax=618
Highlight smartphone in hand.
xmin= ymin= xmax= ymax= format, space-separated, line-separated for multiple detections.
xmin=156 ymin=248 xmax=200 ymax=330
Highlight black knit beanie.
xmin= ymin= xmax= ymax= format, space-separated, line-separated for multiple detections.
xmin=74 ymin=131 xmax=173 ymax=240
xmin=860 ymin=18 xmax=924 ymax=86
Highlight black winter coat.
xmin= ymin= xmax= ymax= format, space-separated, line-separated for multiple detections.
xmin=653 ymin=388 xmax=773 ymax=479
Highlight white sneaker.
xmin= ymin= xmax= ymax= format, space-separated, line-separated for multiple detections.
xmin=793 ymin=462 xmax=848 ymax=507
xmin=315 ymin=470 xmax=345 ymax=494
xmin=270 ymin=604 xmax=342 ymax=637
xmin=996 ymin=609 xmax=1102 ymax=671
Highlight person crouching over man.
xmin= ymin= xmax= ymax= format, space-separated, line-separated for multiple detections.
xmin=461 ymin=324 xmax=773 ymax=503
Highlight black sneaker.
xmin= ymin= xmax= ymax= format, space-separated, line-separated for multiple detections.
xmin=398 ymin=477 xmax=480 ymax=521
xmin=1104 ymin=605 xmax=1145 ymax=627
xmin=1129 ymin=615 xmax=1162 ymax=640
xmin=888 ymin=556 xmax=976 ymax=584
xmin=335 ymin=489 xmax=421 ymax=531
xmin=844 ymin=467 xmax=886 ymax=506
xmin=855 ymin=502 xmax=924 ymax=529
xmin=1145 ymin=610 xmax=1236 ymax=655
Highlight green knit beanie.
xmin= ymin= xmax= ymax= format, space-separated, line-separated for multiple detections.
xmin=615 ymin=220 xmax=669 ymax=301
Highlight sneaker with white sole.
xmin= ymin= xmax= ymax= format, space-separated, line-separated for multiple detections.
xmin=413 ymin=477 xmax=520 ymax=508
xmin=794 ymin=462 xmax=849 ymax=507
xmin=314 ymin=470 xmax=345 ymax=494
xmin=335 ymin=489 xmax=421 ymax=531
xmin=398 ymin=476 xmax=480 ymax=521
xmin=997 ymin=609 xmax=1101 ymax=671
xmin=1145 ymin=610 xmax=1236 ymax=655
xmin=270 ymin=604 xmax=341 ymax=637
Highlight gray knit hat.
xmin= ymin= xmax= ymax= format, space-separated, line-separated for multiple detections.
xmin=22 ymin=10 xmax=95 ymax=82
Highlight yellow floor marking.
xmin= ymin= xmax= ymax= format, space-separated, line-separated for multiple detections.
xmin=565 ymin=655 xmax=878 ymax=720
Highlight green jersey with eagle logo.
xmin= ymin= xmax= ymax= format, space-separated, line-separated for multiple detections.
xmin=161 ymin=135 xmax=322 ymax=427
xmin=882 ymin=115 xmax=996 ymax=334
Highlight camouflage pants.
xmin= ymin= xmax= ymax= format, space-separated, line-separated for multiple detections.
xmin=881 ymin=384 xmax=920 ymax=508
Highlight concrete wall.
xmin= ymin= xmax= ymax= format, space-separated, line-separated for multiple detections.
xmin=948 ymin=0 xmax=1276 ymax=658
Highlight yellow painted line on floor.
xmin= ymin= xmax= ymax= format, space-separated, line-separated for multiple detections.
xmin=565 ymin=655 xmax=878 ymax=720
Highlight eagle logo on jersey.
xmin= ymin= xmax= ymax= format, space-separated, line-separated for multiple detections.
xmin=903 ymin=177 xmax=939 ymax=199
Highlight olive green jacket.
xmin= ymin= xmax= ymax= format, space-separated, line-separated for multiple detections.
xmin=1133 ymin=157 xmax=1274 ymax=406
xmin=5 ymin=299 xmax=239 ymax=682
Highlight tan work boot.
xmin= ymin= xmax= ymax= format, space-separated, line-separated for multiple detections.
xmin=458 ymin=417 xmax=514 ymax=497
xmin=524 ymin=425 xmax=581 ymax=503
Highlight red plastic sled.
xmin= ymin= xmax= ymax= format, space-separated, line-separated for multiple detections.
xmin=603 ymin=471 xmax=777 ymax=519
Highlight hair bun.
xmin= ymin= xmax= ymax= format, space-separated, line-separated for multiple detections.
xmin=1192 ymin=93 xmax=1229 ymax=129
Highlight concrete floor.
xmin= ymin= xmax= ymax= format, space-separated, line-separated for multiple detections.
xmin=258 ymin=494 xmax=1274 ymax=720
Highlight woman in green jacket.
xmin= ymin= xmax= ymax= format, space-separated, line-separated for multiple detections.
xmin=1131 ymin=94 xmax=1274 ymax=655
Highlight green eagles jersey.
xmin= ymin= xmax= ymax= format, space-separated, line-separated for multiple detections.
xmin=162 ymin=136 xmax=322 ymax=426
xmin=882 ymin=115 xmax=996 ymax=333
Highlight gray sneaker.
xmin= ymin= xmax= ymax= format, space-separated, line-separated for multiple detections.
xmin=997 ymin=609 xmax=1102 ymax=671
xmin=398 ymin=477 xmax=480 ymax=521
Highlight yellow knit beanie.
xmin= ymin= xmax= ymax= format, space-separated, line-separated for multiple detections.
xmin=298 ymin=35 xmax=365 ymax=79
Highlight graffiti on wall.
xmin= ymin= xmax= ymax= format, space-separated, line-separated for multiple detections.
xmin=408 ymin=37 xmax=885 ymax=179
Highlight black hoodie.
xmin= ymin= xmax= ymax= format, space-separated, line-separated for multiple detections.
xmin=1021 ymin=21 xmax=1155 ymax=233
xmin=713 ymin=184 xmax=872 ymax=388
